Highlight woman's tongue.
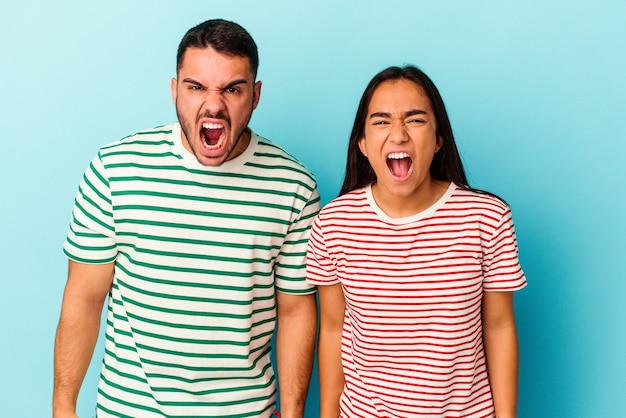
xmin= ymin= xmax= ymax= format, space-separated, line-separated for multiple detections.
xmin=202 ymin=127 xmax=224 ymax=147
xmin=388 ymin=157 xmax=412 ymax=178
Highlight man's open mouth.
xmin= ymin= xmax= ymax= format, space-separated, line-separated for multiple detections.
xmin=201 ymin=122 xmax=225 ymax=149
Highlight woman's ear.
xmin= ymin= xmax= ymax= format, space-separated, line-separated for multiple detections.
xmin=435 ymin=135 xmax=444 ymax=152
xmin=358 ymin=137 xmax=368 ymax=157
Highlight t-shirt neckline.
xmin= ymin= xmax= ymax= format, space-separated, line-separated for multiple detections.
xmin=364 ymin=182 xmax=457 ymax=224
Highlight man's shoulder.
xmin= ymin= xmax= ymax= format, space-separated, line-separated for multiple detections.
xmin=251 ymin=131 xmax=317 ymax=184
xmin=98 ymin=123 xmax=178 ymax=156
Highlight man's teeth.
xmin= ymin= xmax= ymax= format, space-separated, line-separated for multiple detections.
xmin=202 ymin=122 xmax=224 ymax=129
xmin=387 ymin=152 xmax=410 ymax=160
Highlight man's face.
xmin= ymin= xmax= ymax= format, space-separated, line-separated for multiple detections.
xmin=171 ymin=46 xmax=261 ymax=166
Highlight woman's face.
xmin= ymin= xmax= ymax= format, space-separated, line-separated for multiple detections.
xmin=358 ymin=78 xmax=442 ymax=208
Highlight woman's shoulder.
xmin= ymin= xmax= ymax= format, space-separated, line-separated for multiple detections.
xmin=318 ymin=188 xmax=369 ymax=217
xmin=448 ymin=184 xmax=511 ymax=215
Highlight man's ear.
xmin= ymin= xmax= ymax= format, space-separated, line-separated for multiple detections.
xmin=252 ymin=81 xmax=262 ymax=110
xmin=170 ymin=78 xmax=178 ymax=106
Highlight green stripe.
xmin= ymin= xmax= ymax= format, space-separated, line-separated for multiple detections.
xmin=112 ymin=189 xmax=301 ymax=214
xmin=121 ymin=309 xmax=276 ymax=333
xmin=112 ymin=202 xmax=296 ymax=222
xmin=133 ymin=340 xmax=248 ymax=359
xmin=145 ymin=362 xmax=273 ymax=385
xmin=116 ymin=231 xmax=281 ymax=251
xmin=97 ymin=380 xmax=162 ymax=416
xmin=89 ymin=157 xmax=111 ymax=192
xmin=109 ymin=128 xmax=174 ymax=145
xmin=302 ymin=197 xmax=321 ymax=213
xmin=65 ymin=236 xmax=116 ymax=252
xmin=109 ymin=175 xmax=309 ymax=202
xmin=274 ymin=273 xmax=305 ymax=282
xmin=97 ymin=402 xmax=139 ymax=418
xmin=104 ymin=162 xmax=315 ymax=191
xmin=107 ymin=315 xmax=274 ymax=348
xmin=137 ymin=345 xmax=271 ymax=373
xmin=103 ymin=362 xmax=147 ymax=385
xmin=69 ymin=222 xmax=107 ymax=238
xmin=274 ymin=261 xmax=306 ymax=270
xmin=245 ymin=161 xmax=311 ymax=178
xmin=106 ymin=138 xmax=173 ymax=147
xmin=112 ymin=290 xmax=276 ymax=319
xmin=151 ymin=377 xmax=274 ymax=397
xmin=117 ymin=277 xmax=274 ymax=307
xmin=278 ymin=250 xmax=307 ymax=257
xmin=117 ymin=242 xmax=275 ymax=265
xmin=283 ymin=236 xmax=312 ymax=245
xmin=114 ymin=218 xmax=285 ymax=238
xmin=83 ymin=168 xmax=111 ymax=205
xmin=106 ymin=150 xmax=181 ymax=159
xmin=130 ymin=326 xmax=267 ymax=347
xmin=116 ymin=251 xmax=273 ymax=278
xmin=274 ymin=286 xmax=315 ymax=294
xmin=115 ymin=257 xmax=274 ymax=288
xmin=64 ymin=248 xmax=115 ymax=264
xmin=255 ymin=141 xmax=312 ymax=171
xmin=74 ymin=199 xmax=114 ymax=233
xmin=104 ymin=347 xmax=140 ymax=369
xmin=103 ymin=343 xmax=272 ymax=374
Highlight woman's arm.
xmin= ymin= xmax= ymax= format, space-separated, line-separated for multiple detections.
xmin=482 ymin=290 xmax=519 ymax=418
xmin=317 ymin=283 xmax=346 ymax=418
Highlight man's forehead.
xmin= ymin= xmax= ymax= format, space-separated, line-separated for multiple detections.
xmin=179 ymin=47 xmax=254 ymax=78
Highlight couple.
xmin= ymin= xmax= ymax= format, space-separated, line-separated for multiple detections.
xmin=53 ymin=18 xmax=526 ymax=418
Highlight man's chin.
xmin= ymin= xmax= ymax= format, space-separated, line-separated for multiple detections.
xmin=195 ymin=153 xmax=228 ymax=167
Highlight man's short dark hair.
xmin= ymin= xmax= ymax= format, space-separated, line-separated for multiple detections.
xmin=176 ymin=19 xmax=259 ymax=78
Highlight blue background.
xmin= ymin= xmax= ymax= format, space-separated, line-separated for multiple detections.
xmin=1 ymin=1 xmax=625 ymax=416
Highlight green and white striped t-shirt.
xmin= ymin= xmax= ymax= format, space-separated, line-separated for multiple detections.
xmin=63 ymin=123 xmax=321 ymax=417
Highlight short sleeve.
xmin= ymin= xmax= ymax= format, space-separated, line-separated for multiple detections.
xmin=482 ymin=209 xmax=527 ymax=291
xmin=274 ymin=187 xmax=321 ymax=295
xmin=306 ymin=214 xmax=340 ymax=286
xmin=63 ymin=152 xmax=117 ymax=264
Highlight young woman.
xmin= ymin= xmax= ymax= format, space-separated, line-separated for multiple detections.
xmin=306 ymin=66 xmax=526 ymax=418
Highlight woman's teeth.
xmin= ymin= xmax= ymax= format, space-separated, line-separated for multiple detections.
xmin=387 ymin=152 xmax=410 ymax=160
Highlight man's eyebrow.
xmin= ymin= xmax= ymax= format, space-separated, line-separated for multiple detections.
xmin=225 ymin=79 xmax=248 ymax=88
xmin=181 ymin=78 xmax=203 ymax=86
xmin=369 ymin=109 xmax=427 ymax=119
xmin=181 ymin=78 xmax=249 ymax=89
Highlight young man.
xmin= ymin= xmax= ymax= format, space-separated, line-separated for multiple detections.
xmin=53 ymin=19 xmax=320 ymax=418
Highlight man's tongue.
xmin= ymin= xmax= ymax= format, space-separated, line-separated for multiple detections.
xmin=202 ymin=127 xmax=223 ymax=146
xmin=388 ymin=157 xmax=412 ymax=177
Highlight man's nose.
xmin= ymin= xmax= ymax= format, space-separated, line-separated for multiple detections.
xmin=201 ymin=90 xmax=226 ymax=115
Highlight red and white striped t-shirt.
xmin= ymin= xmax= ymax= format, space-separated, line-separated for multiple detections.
xmin=306 ymin=183 xmax=527 ymax=418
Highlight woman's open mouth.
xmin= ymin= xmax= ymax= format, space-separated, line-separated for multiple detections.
xmin=386 ymin=152 xmax=413 ymax=180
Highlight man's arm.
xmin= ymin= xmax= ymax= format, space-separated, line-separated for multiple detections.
xmin=53 ymin=260 xmax=114 ymax=418
xmin=482 ymin=291 xmax=519 ymax=418
xmin=316 ymin=283 xmax=345 ymax=418
xmin=274 ymin=291 xmax=317 ymax=418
